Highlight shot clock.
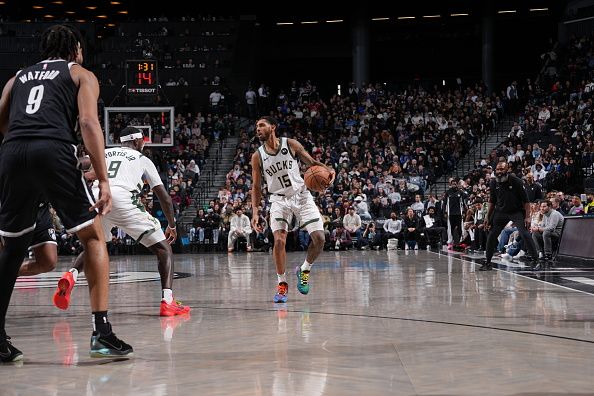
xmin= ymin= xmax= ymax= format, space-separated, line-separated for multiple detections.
xmin=126 ymin=60 xmax=158 ymax=95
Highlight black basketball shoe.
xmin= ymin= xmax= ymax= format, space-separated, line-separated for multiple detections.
xmin=90 ymin=331 xmax=133 ymax=358
xmin=477 ymin=259 xmax=493 ymax=271
xmin=0 ymin=336 xmax=23 ymax=363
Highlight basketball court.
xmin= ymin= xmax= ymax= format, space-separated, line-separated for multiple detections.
xmin=3 ymin=250 xmax=594 ymax=395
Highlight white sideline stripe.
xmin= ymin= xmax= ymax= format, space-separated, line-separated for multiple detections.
xmin=427 ymin=250 xmax=594 ymax=297
xmin=562 ymin=277 xmax=594 ymax=286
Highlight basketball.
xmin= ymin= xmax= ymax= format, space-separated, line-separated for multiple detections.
xmin=304 ymin=165 xmax=331 ymax=192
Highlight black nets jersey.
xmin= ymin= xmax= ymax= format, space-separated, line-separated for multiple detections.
xmin=5 ymin=59 xmax=78 ymax=144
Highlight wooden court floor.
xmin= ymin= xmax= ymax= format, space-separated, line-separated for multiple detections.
xmin=4 ymin=250 xmax=594 ymax=395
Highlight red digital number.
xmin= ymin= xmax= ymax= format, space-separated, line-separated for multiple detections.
xmin=136 ymin=72 xmax=153 ymax=85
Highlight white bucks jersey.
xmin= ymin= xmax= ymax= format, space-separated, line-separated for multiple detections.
xmin=258 ymin=137 xmax=304 ymax=196
xmin=97 ymin=147 xmax=163 ymax=192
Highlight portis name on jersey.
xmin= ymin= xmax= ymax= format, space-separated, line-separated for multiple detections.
xmin=106 ymin=150 xmax=137 ymax=161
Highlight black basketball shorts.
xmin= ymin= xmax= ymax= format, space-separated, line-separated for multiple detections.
xmin=0 ymin=139 xmax=96 ymax=237
xmin=29 ymin=203 xmax=57 ymax=249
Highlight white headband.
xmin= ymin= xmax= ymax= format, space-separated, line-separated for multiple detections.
xmin=120 ymin=132 xmax=143 ymax=142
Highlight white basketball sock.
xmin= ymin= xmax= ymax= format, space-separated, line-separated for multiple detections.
xmin=162 ymin=288 xmax=173 ymax=304
xmin=69 ymin=268 xmax=79 ymax=283
xmin=301 ymin=260 xmax=312 ymax=272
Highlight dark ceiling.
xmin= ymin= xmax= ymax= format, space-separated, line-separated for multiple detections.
xmin=1 ymin=0 xmax=567 ymax=23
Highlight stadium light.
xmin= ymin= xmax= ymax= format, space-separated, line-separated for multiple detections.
xmin=530 ymin=8 xmax=549 ymax=12
xmin=498 ymin=10 xmax=517 ymax=14
xmin=276 ymin=22 xmax=293 ymax=25
xmin=326 ymin=19 xmax=343 ymax=23
xmin=398 ymin=16 xmax=416 ymax=20
xmin=372 ymin=17 xmax=390 ymax=21
xmin=450 ymin=13 xmax=469 ymax=17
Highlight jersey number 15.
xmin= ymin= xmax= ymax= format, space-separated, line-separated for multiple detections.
xmin=277 ymin=174 xmax=292 ymax=188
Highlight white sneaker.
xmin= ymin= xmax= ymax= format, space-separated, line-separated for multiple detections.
xmin=414 ymin=245 xmax=419 ymax=250
xmin=538 ymin=252 xmax=543 ymax=258
xmin=501 ymin=253 xmax=512 ymax=260
xmin=515 ymin=250 xmax=526 ymax=258
xmin=405 ymin=245 xmax=409 ymax=251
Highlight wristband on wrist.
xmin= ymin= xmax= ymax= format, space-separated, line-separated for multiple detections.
xmin=167 ymin=225 xmax=176 ymax=230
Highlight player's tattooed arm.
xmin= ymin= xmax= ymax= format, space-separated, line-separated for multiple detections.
xmin=250 ymin=151 xmax=263 ymax=231
xmin=288 ymin=138 xmax=335 ymax=182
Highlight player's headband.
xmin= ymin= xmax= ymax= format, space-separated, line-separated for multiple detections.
xmin=120 ymin=132 xmax=143 ymax=142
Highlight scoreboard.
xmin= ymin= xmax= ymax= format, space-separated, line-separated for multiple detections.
xmin=126 ymin=60 xmax=158 ymax=96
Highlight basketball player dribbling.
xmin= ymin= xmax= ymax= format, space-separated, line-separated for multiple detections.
xmin=250 ymin=116 xmax=335 ymax=303
xmin=0 ymin=24 xmax=132 ymax=361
